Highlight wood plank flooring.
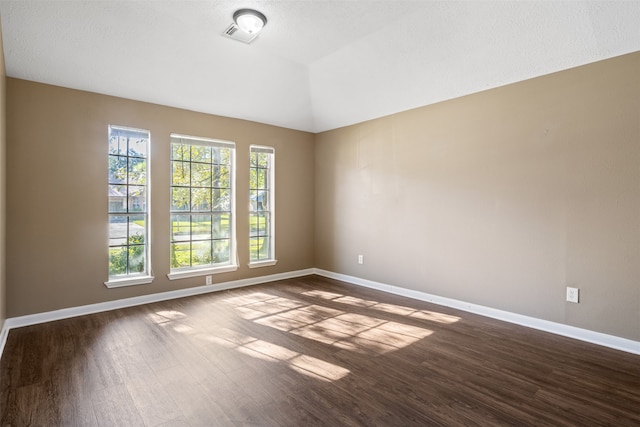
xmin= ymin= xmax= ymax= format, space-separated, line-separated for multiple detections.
xmin=1 ymin=275 xmax=639 ymax=426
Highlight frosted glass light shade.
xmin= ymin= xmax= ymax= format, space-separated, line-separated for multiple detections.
xmin=233 ymin=9 xmax=267 ymax=34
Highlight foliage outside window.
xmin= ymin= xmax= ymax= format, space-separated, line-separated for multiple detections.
xmin=170 ymin=134 xmax=235 ymax=273
xmin=108 ymin=126 xmax=150 ymax=281
xmin=249 ymin=146 xmax=275 ymax=264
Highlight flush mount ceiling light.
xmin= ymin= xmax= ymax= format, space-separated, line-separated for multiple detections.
xmin=223 ymin=8 xmax=268 ymax=44
xmin=233 ymin=9 xmax=267 ymax=35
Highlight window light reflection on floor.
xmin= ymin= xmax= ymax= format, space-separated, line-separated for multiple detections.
xmin=223 ymin=291 xmax=438 ymax=356
xmin=301 ymin=289 xmax=461 ymax=324
xmin=148 ymin=308 xmax=351 ymax=382
xmin=203 ymin=328 xmax=350 ymax=382
xmin=151 ymin=287 xmax=456 ymax=383
xmin=275 ymin=306 xmax=431 ymax=355
xmin=147 ymin=310 xmax=188 ymax=324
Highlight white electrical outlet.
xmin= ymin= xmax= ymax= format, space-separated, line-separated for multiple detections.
xmin=205 ymin=275 xmax=213 ymax=285
xmin=358 ymin=254 xmax=364 ymax=265
xmin=566 ymin=287 xmax=579 ymax=303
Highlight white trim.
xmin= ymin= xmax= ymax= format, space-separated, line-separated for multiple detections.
xmin=250 ymin=146 xmax=275 ymax=154
xmin=169 ymin=136 xmax=238 ymax=275
xmin=170 ymin=133 xmax=235 ymax=148
xmin=167 ymin=264 xmax=239 ymax=280
xmin=104 ymin=275 xmax=154 ymax=288
xmin=2 ymin=269 xmax=315 ymax=334
xmin=248 ymin=259 xmax=278 ymax=269
xmin=2 ymin=268 xmax=638 ymax=361
xmin=108 ymin=125 xmax=153 ymax=280
xmin=0 ymin=322 xmax=9 ymax=362
xmin=249 ymin=145 xmax=275 ymax=263
xmin=312 ymin=269 xmax=640 ymax=355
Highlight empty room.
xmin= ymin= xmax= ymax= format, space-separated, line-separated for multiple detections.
xmin=0 ymin=1 xmax=638 ymax=426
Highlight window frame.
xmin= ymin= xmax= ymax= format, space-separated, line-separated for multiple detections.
xmin=105 ymin=125 xmax=154 ymax=288
xmin=167 ymin=133 xmax=238 ymax=280
xmin=249 ymin=145 xmax=277 ymax=268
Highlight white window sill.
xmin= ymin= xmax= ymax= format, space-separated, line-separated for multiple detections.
xmin=167 ymin=264 xmax=239 ymax=281
xmin=248 ymin=259 xmax=278 ymax=269
xmin=104 ymin=275 xmax=155 ymax=289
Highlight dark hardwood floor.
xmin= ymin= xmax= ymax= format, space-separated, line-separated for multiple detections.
xmin=1 ymin=275 xmax=638 ymax=426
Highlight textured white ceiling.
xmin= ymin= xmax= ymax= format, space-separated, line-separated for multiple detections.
xmin=1 ymin=1 xmax=639 ymax=133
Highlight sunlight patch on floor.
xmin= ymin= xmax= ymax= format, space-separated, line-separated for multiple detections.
xmin=172 ymin=324 xmax=194 ymax=334
xmin=224 ymin=332 xmax=350 ymax=382
xmin=302 ymin=290 xmax=460 ymax=324
xmin=224 ymin=292 xmax=435 ymax=356
xmin=288 ymin=315 xmax=432 ymax=355
xmin=148 ymin=310 xmax=188 ymax=324
xmin=150 ymin=287 xmax=446 ymax=383
xmin=162 ymin=322 xmax=350 ymax=382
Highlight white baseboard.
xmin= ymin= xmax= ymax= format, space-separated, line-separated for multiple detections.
xmin=1 ymin=267 xmax=638 ymax=360
xmin=1 ymin=268 xmax=315 ymax=340
xmin=313 ymin=268 xmax=640 ymax=355
xmin=0 ymin=321 xmax=8 ymax=362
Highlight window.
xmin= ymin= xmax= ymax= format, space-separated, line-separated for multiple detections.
xmin=107 ymin=126 xmax=153 ymax=287
xmin=168 ymin=134 xmax=237 ymax=279
xmin=249 ymin=145 xmax=276 ymax=267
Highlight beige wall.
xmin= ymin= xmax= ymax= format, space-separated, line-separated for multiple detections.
xmin=315 ymin=52 xmax=640 ymax=341
xmin=0 ymin=21 xmax=6 ymax=330
xmin=6 ymin=79 xmax=315 ymax=317
xmin=4 ymin=52 xmax=639 ymax=343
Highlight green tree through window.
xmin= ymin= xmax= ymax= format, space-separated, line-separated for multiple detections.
xmin=108 ymin=126 xmax=150 ymax=279
xmin=249 ymin=146 xmax=275 ymax=263
xmin=170 ymin=134 xmax=235 ymax=271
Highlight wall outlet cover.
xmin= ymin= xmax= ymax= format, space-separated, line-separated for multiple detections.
xmin=566 ymin=287 xmax=579 ymax=303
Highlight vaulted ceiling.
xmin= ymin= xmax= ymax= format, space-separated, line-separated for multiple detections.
xmin=1 ymin=1 xmax=639 ymax=133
